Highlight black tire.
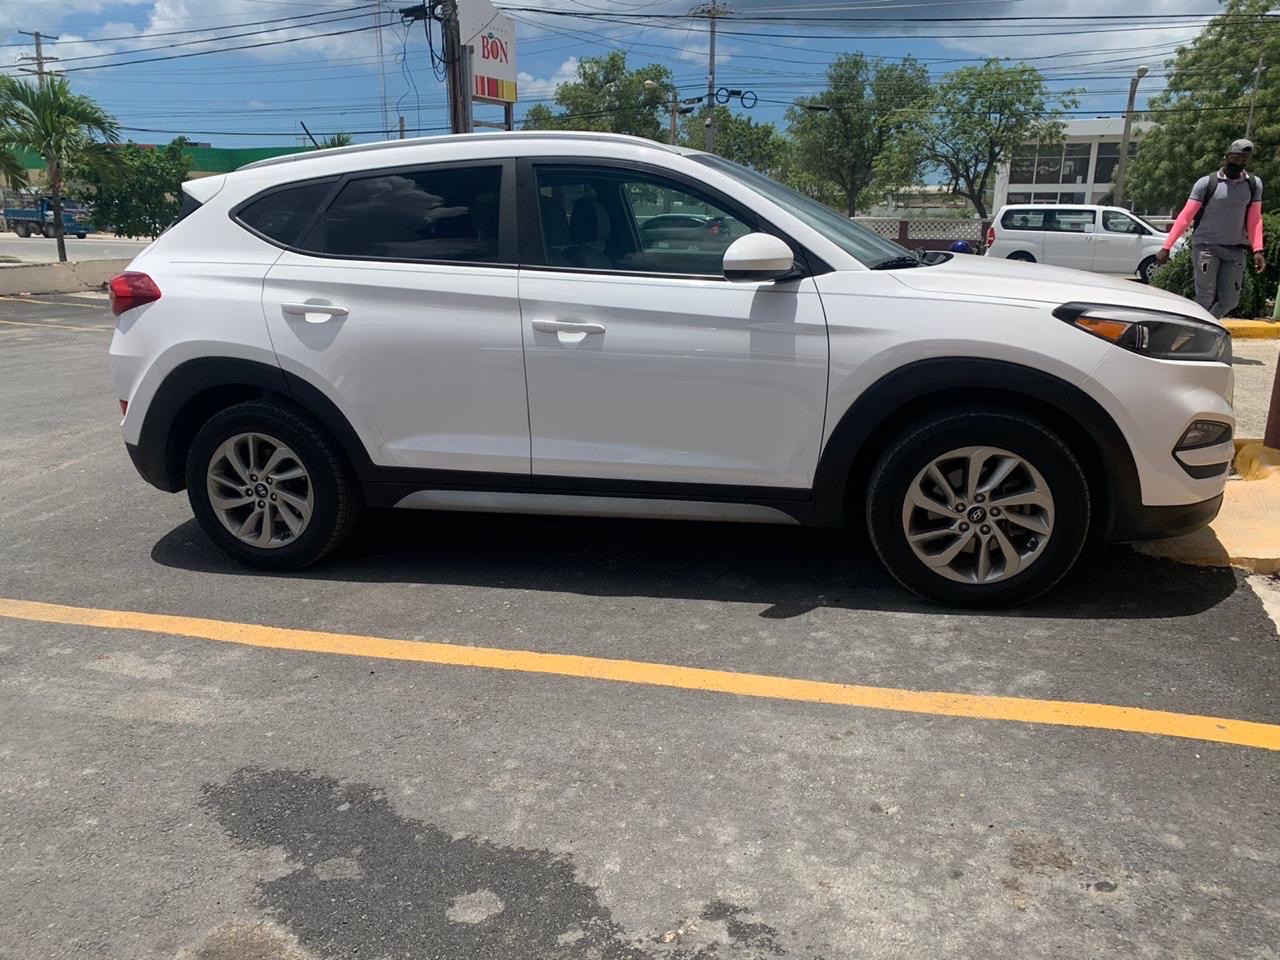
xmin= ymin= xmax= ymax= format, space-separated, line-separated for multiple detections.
xmin=1138 ymin=255 xmax=1158 ymax=284
xmin=75 ymin=232 xmax=87 ymax=240
xmin=866 ymin=407 xmax=1090 ymax=608
xmin=14 ymin=223 xmax=29 ymax=238
xmin=1007 ymin=251 xmax=1036 ymax=263
xmin=185 ymin=399 xmax=361 ymax=570
xmin=42 ymin=224 xmax=56 ymax=239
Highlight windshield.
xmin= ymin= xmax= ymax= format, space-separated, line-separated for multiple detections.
xmin=693 ymin=153 xmax=912 ymax=267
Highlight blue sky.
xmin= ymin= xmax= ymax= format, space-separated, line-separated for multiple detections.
xmin=4 ymin=0 xmax=1223 ymax=148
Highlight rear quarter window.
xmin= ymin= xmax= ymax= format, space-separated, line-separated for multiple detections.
xmin=235 ymin=179 xmax=337 ymax=247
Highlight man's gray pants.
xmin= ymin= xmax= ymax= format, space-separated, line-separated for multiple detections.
xmin=1193 ymin=243 xmax=1246 ymax=318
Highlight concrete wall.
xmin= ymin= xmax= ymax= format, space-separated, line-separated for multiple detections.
xmin=0 ymin=258 xmax=130 ymax=295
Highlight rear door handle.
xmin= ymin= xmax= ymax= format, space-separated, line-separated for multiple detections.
xmin=282 ymin=301 xmax=349 ymax=323
xmin=532 ymin=319 xmax=606 ymax=335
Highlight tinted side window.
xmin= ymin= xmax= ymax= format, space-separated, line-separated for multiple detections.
xmin=1000 ymin=209 xmax=1047 ymax=230
xmin=237 ymin=180 xmax=335 ymax=246
xmin=304 ymin=166 xmax=503 ymax=263
xmin=534 ymin=165 xmax=753 ymax=276
xmin=1048 ymin=210 xmax=1095 ymax=233
xmin=1103 ymin=210 xmax=1141 ymax=234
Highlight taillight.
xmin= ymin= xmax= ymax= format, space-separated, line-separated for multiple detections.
xmin=986 ymin=226 xmax=996 ymax=247
xmin=109 ymin=272 xmax=161 ymax=316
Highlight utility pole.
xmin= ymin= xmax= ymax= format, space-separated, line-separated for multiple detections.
xmin=1246 ymin=52 xmax=1265 ymax=140
xmin=374 ymin=1 xmax=391 ymax=138
xmin=18 ymin=30 xmax=59 ymax=89
xmin=694 ymin=1 xmax=728 ymax=153
xmin=1112 ymin=64 xmax=1148 ymax=208
xmin=400 ymin=2 xmax=470 ymax=135
xmin=440 ymin=1 xmax=470 ymax=135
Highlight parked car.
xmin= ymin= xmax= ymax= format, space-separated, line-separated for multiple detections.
xmin=109 ymin=133 xmax=1234 ymax=606
xmin=986 ymin=204 xmax=1181 ymax=283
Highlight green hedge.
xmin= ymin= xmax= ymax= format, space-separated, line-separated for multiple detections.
xmin=1151 ymin=212 xmax=1280 ymax=318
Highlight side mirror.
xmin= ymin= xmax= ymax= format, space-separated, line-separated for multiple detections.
xmin=722 ymin=233 xmax=797 ymax=282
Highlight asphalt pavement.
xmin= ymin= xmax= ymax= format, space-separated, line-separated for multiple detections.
xmin=1 ymin=294 xmax=1278 ymax=959
xmin=0 ymin=235 xmax=150 ymax=263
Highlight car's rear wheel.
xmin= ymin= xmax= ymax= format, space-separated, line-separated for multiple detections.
xmin=1007 ymin=251 xmax=1036 ymax=263
xmin=866 ymin=408 xmax=1090 ymax=607
xmin=1138 ymin=255 xmax=1159 ymax=284
xmin=186 ymin=400 xmax=360 ymax=569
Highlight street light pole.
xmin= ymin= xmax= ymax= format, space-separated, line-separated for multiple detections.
xmin=1112 ymin=64 xmax=1148 ymax=208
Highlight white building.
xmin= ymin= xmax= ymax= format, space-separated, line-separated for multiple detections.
xmin=993 ymin=118 xmax=1156 ymax=213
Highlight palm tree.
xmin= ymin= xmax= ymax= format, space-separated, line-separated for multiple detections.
xmin=318 ymin=132 xmax=354 ymax=149
xmin=0 ymin=76 xmax=118 ymax=262
xmin=0 ymin=144 xmax=28 ymax=191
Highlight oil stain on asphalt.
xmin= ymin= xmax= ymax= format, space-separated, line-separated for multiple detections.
xmin=197 ymin=768 xmax=826 ymax=959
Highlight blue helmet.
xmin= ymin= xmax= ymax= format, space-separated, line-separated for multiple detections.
xmin=949 ymin=240 xmax=974 ymax=254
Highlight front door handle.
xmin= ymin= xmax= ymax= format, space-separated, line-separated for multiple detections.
xmin=532 ymin=318 xmax=606 ymax=335
xmin=282 ymin=301 xmax=349 ymax=324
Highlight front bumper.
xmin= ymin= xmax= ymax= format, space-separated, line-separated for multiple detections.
xmin=1110 ymin=493 xmax=1223 ymax=543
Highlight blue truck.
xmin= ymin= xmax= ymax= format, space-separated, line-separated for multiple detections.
xmin=2 ymin=193 xmax=94 ymax=239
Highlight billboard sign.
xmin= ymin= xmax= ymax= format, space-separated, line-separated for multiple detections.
xmin=459 ymin=0 xmax=517 ymax=104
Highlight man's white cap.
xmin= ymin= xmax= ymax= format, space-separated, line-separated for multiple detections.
xmin=1228 ymin=138 xmax=1254 ymax=155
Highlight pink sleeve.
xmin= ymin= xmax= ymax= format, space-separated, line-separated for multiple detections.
xmin=1247 ymin=201 xmax=1263 ymax=251
xmin=1163 ymin=199 xmax=1201 ymax=250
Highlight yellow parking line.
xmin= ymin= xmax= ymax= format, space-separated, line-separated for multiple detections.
xmin=0 ymin=318 xmax=109 ymax=332
xmin=1 ymin=596 xmax=1277 ymax=752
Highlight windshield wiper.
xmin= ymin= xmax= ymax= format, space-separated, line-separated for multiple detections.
xmin=868 ymin=254 xmax=924 ymax=270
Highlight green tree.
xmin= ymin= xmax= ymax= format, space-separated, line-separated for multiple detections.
xmin=69 ymin=138 xmax=192 ymax=239
xmin=678 ymin=107 xmax=787 ymax=175
xmin=318 ymin=132 xmax=353 ymax=149
xmin=0 ymin=144 xmax=28 ymax=191
xmin=879 ymin=61 xmax=1073 ymax=218
xmin=1128 ymin=0 xmax=1279 ymax=214
xmin=784 ymin=54 xmax=931 ymax=216
xmin=520 ymin=51 xmax=674 ymax=140
xmin=0 ymin=75 xmax=118 ymax=262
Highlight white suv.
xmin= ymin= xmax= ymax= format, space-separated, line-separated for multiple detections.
xmin=109 ymin=132 xmax=1235 ymax=606
xmin=987 ymin=204 xmax=1181 ymax=283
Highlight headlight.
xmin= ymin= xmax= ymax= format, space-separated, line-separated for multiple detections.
xmin=1053 ymin=302 xmax=1230 ymax=362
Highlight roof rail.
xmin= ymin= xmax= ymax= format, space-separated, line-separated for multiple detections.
xmin=237 ymin=130 xmax=680 ymax=171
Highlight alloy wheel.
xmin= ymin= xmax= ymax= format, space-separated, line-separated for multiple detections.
xmin=901 ymin=445 xmax=1054 ymax=585
xmin=206 ymin=432 xmax=314 ymax=549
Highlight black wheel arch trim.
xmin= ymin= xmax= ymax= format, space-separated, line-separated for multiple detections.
xmin=811 ymin=357 xmax=1143 ymax=539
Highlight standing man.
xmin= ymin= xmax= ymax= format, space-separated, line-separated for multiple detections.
xmin=1156 ymin=138 xmax=1265 ymax=317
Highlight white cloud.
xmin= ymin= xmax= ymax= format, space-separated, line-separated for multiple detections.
xmin=517 ymin=56 xmax=578 ymax=102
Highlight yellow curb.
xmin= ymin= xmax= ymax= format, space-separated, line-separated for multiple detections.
xmin=1135 ymin=474 xmax=1280 ymax=574
xmin=1234 ymin=442 xmax=1280 ymax=481
xmin=1223 ymin=319 xmax=1280 ymax=339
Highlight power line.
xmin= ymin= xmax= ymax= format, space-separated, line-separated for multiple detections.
xmin=52 ymin=11 xmax=382 ymax=64
xmin=0 ymin=5 xmax=380 ymax=48
xmin=59 ymin=22 xmax=391 ymax=74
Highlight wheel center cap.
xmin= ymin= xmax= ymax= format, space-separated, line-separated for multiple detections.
xmin=254 ymin=482 xmax=269 ymax=498
xmin=967 ymin=506 xmax=987 ymax=523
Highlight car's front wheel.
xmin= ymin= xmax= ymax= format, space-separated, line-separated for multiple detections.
xmin=186 ymin=400 xmax=360 ymax=569
xmin=866 ymin=408 xmax=1090 ymax=607
xmin=1138 ymin=255 xmax=1159 ymax=284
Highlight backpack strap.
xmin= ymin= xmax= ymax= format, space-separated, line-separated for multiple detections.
xmin=1192 ymin=173 xmax=1215 ymax=230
